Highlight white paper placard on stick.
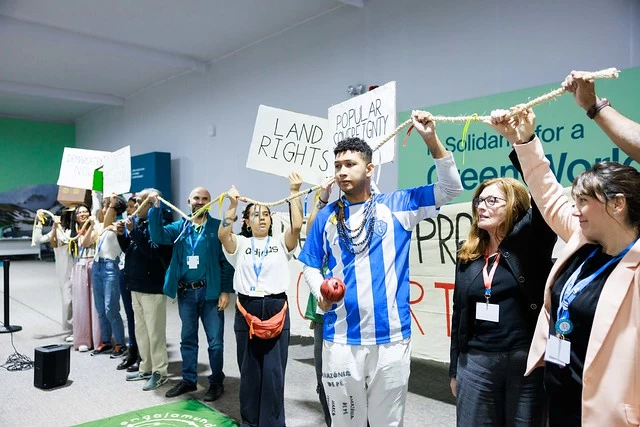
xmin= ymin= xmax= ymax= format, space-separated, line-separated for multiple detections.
xmin=328 ymin=81 xmax=397 ymax=164
xmin=57 ymin=147 xmax=108 ymax=190
xmin=246 ymin=105 xmax=331 ymax=185
xmin=103 ymin=146 xmax=131 ymax=195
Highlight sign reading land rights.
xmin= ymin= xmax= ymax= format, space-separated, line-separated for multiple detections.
xmin=328 ymin=81 xmax=397 ymax=164
xmin=57 ymin=147 xmax=108 ymax=190
xmin=246 ymin=105 xmax=330 ymax=185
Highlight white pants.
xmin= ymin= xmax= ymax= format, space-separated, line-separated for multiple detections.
xmin=132 ymin=291 xmax=168 ymax=376
xmin=322 ymin=338 xmax=411 ymax=427
xmin=53 ymin=247 xmax=73 ymax=333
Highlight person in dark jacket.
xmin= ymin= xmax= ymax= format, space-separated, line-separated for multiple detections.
xmin=116 ymin=188 xmax=173 ymax=391
xmin=449 ymin=150 xmax=557 ymax=426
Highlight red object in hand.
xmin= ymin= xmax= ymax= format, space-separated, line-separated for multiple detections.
xmin=320 ymin=277 xmax=346 ymax=302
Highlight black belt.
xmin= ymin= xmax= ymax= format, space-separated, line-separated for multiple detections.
xmin=238 ymin=292 xmax=287 ymax=302
xmin=178 ymin=280 xmax=206 ymax=290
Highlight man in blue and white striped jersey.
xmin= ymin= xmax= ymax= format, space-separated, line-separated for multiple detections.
xmin=299 ymin=110 xmax=463 ymax=427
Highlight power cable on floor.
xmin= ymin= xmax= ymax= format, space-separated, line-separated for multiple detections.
xmin=0 ymin=321 xmax=34 ymax=371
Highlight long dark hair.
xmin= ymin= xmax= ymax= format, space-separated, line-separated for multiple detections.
xmin=240 ymin=203 xmax=273 ymax=237
xmin=69 ymin=203 xmax=91 ymax=257
xmin=572 ymin=161 xmax=640 ymax=232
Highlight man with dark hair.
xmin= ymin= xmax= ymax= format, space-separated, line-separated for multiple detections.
xmin=147 ymin=187 xmax=234 ymax=402
xmin=117 ymin=188 xmax=173 ymax=390
xmin=299 ymin=111 xmax=463 ymax=426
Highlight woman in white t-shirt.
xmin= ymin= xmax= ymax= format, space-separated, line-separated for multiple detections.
xmin=219 ymin=173 xmax=303 ymax=427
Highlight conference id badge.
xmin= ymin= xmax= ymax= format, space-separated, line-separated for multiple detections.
xmin=187 ymin=255 xmax=200 ymax=270
xmin=475 ymin=302 xmax=499 ymax=322
xmin=544 ymin=335 xmax=571 ymax=366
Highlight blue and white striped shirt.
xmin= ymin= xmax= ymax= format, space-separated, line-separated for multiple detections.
xmin=299 ymin=185 xmax=439 ymax=345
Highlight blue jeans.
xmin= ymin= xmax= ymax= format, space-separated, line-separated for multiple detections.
xmin=119 ymin=269 xmax=136 ymax=346
xmin=91 ymin=259 xmax=125 ymax=345
xmin=456 ymin=348 xmax=547 ymax=427
xmin=177 ymin=285 xmax=225 ymax=386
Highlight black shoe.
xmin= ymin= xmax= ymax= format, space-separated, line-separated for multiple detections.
xmin=203 ymin=384 xmax=224 ymax=402
xmin=126 ymin=358 xmax=140 ymax=373
xmin=90 ymin=343 xmax=113 ymax=356
xmin=165 ymin=381 xmax=197 ymax=398
xmin=110 ymin=345 xmax=127 ymax=358
xmin=117 ymin=346 xmax=138 ymax=370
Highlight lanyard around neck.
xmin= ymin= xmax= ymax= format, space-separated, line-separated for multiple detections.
xmin=557 ymin=240 xmax=636 ymax=325
xmin=251 ymin=236 xmax=271 ymax=280
xmin=482 ymin=252 xmax=501 ymax=301
xmin=188 ymin=223 xmax=205 ymax=255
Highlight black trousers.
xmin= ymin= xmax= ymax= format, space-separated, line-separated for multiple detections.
xmin=235 ymin=293 xmax=290 ymax=427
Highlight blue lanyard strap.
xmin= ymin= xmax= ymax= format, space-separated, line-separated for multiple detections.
xmin=557 ymin=240 xmax=636 ymax=323
xmin=251 ymin=236 xmax=271 ymax=280
xmin=188 ymin=223 xmax=205 ymax=255
xmin=97 ymin=230 xmax=107 ymax=254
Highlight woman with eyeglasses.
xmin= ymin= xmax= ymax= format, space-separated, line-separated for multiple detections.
xmin=490 ymin=106 xmax=640 ymax=426
xmin=449 ymin=150 xmax=557 ymax=426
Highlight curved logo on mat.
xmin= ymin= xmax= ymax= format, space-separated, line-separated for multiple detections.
xmin=120 ymin=412 xmax=220 ymax=427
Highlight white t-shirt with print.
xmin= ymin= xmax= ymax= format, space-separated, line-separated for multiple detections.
xmin=223 ymin=234 xmax=293 ymax=297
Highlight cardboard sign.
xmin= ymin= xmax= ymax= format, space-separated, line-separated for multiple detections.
xmin=57 ymin=148 xmax=108 ymax=190
xmin=103 ymin=146 xmax=131 ymax=195
xmin=57 ymin=186 xmax=92 ymax=208
xmin=328 ymin=81 xmax=397 ymax=165
xmin=246 ymin=105 xmax=331 ymax=185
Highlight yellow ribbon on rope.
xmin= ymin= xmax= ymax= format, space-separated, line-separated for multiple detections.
xmin=460 ymin=113 xmax=479 ymax=164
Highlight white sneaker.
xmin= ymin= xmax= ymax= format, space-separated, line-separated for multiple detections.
xmin=78 ymin=345 xmax=89 ymax=352
xmin=64 ymin=335 xmax=74 ymax=343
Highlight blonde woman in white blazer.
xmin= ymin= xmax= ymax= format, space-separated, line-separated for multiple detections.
xmin=489 ymin=107 xmax=640 ymax=426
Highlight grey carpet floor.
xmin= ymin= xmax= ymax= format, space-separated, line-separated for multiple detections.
xmin=0 ymin=258 xmax=455 ymax=426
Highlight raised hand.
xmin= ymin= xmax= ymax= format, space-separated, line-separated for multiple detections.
xmin=289 ymin=172 xmax=303 ymax=192
xmin=562 ymin=70 xmax=597 ymax=111
xmin=411 ymin=110 xmax=436 ymax=141
xmin=319 ymin=176 xmax=335 ymax=202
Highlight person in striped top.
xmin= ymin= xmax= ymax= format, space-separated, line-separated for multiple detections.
xmin=299 ymin=110 xmax=463 ymax=427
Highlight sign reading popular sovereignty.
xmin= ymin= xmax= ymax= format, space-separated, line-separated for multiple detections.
xmin=103 ymin=145 xmax=131 ymax=196
xmin=246 ymin=105 xmax=330 ymax=185
xmin=328 ymin=81 xmax=397 ymax=165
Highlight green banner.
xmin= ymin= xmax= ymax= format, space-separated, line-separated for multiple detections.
xmin=74 ymin=399 xmax=238 ymax=427
xmin=398 ymin=67 xmax=640 ymax=202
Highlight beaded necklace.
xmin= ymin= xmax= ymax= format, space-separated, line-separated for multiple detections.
xmin=336 ymin=191 xmax=376 ymax=255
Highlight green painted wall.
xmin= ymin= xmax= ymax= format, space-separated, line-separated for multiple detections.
xmin=0 ymin=117 xmax=75 ymax=192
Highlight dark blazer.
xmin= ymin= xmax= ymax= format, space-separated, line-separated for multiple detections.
xmin=117 ymin=219 xmax=173 ymax=294
xmin=449 ymin=150 xmax=557 ymax=377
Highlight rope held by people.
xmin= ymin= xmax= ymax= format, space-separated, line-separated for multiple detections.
xmin=372 ymin=67 xmax=619 ymax=152
xmin=155 ymin=68 xmax=620 ymax=209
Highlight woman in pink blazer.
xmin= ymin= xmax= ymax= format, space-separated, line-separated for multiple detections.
xmin=488 ymin=105 xmax=640 ymax=426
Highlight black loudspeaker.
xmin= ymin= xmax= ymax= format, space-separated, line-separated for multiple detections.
xmin=34 ymin=344 xmax=71 ymax=389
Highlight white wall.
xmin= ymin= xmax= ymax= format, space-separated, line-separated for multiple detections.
xmin=76 ymin=0 xmax=640 ymax=211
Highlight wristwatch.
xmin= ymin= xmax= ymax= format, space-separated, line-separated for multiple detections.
xmin=586 ymin=98 xmax=610 ymax=119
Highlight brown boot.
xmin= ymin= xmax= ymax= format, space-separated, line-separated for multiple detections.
xmin=117 ymin=345 xmax=138 ymax=370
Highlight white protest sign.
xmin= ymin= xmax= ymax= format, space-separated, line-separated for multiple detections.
xmin=57 ymin=147 xmax=108 ymax=190
xmin=103 ymin=146 xmax=131 ymax=195
xmin=246 ymin=105 xmax=331 ymax=185
xmin=328 ymin=81 xmax=397 ymax=165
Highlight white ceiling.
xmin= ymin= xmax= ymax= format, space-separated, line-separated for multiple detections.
xmin=0 ymin=0 xmax=360 ymax=122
